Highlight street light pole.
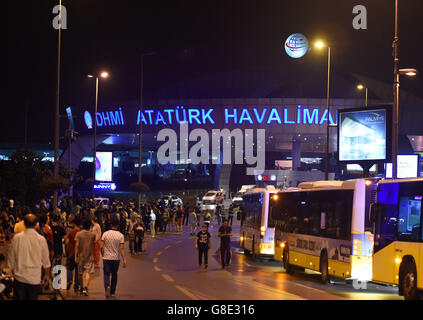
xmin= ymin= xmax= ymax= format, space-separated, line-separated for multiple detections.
xmin=53 ymin=0 xmax=63 ymax=215
xmin=138 ymin=52 xmax=155 ymax=214
xmin=357 ymin=84 xmax=368 ymax=107
xmin=138 ymin=54 xmax=144 ymax=215
xmin=324 ymin=46 xmax=331 ymax=180
xmin=88 ymin=72 xmax=108 ymax=189
xmin=93 ymin=76 xmax=99 ymax=185
xmin=392 ymin=0 xmax=400 ymax=180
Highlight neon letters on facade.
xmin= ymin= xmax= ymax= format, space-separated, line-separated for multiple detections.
xmin=84 ymin=105 xmax=337 ymax=129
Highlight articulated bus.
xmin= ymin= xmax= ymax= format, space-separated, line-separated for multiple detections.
xmin=271 ymin=179 xmax=378 ymax=283
xmin=239 ymin=186 xmax=280 ymax=258
xmin=370 ymin=178 xmax=423 ymax=300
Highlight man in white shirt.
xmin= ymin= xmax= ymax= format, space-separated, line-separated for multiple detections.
xmin=150 ymin=210 xmax=156 ymax=238
xmin=100 ymin=216 xmax=126 ymax=298
xmin=7 ymin=214 xmax=51 ymax=300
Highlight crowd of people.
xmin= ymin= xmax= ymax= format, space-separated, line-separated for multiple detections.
xmin=0 ymin=195 xmax=238 ymax=300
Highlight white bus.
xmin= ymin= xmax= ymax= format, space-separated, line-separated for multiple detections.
xmin=271 ymin=179 xmax=378 ymax=283
xmin=239 ymin=186 xmax=280 ymax=259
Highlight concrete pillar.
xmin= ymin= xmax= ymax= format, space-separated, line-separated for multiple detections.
xmin=292 ymin=140 xmax=301 ymax=170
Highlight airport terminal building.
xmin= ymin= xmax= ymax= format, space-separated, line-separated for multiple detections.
xmin=61 ymin=96 xmax=422 ymax=193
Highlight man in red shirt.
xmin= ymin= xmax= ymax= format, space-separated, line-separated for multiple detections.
xmin=64 ymin=217 xmax=80 ymax=292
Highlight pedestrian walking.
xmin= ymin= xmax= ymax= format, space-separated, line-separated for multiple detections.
xmin=64 ymin=217 xmax=81 ymax=293
xmin=189 ymin=209 xmax=198 ymax=236
xmin=100 ymin=216 xmax=126 ymax=298
xmin=75 ymin=218 xmax=96 ymax=296
xmin=169 ymin=208 xmax=176 ymax=232
xmin=50 ymin=214 xmax=66 ymax=265
xmin=90 ymin=215 xmax=102 ymax=268
xmin=7 ymin=214 xmax=51 ymax=300
xmin=215 ymin=205 xmax=222 ymax=226
xmin=134 ymin=218 xmax=145 ymax=254
xmin=195 ymin=224 xmax=211 ymax=271
xmin=228 ymin=204 xmax=234 ymax=226
xmin=203 ymin=210 xmax=211 ymax=229
xmin=162 ymin=208 xmax=169 ymax=232
xmin=183 ymin=207 xmax=189 ymax=226
xmin=218 ymin=219 xmax=233 ymax=269
xmin=176 ymin=206 xmax=183 ymax=232
xmin=127 ymin=215 xmax=137 ymax=255
xmin=149 ymin=210 xmax=156 ymax=238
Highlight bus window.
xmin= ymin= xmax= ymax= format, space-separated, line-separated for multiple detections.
xmin=374 ymin=204 xmax=397 ymax=253
xmin=398 ymin=196 xmax=422 ymax=242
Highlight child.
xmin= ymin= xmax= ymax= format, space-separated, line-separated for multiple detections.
xmin=195 ymin=224 xmax=211 ymax=270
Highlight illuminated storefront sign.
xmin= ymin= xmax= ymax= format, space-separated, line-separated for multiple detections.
xmin=93 ymin=183 xmax=117 ymax=191
xmin=83 ymin=105 xmax=337 ymax=129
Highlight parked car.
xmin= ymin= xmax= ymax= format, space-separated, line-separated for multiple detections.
xmin=160 ymin=195 xmax=183 ymax=207
xmin=202 ymin=190 xmax=224 ymax=205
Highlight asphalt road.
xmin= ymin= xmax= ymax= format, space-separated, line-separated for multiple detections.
xmin=58 ymin=218 xmax=401 ymax=301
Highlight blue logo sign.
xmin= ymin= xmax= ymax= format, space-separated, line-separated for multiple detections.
xmin=285 ymin=33 xmax=309 ymax=59
xmin=93 ymin=183 xmax=116 ymax=191
xmin=84 ymin=111 xmax=93 ymax=129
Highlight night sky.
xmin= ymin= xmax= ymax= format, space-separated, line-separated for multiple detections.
xmin=6 ymin=0 xmax=423 ymax=145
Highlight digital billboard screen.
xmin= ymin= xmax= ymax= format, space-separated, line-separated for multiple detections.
xmin=338 ymin=107 xmax=390 ymax=162
xmin=95 ymin=152 xmax=113 ymax=182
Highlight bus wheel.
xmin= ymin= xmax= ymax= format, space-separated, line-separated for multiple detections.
xmin=319 ymin=251 xmax=329 ymax=284
xmin=401 ymin=263 xmax=419 ymax=300
xmin=283 ymin=247 xmax=293 ymax=274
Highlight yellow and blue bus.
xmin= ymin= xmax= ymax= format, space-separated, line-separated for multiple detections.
xmin=271 ymin=179 xmax=377 ymax=283
xmin=370 ymin=178 xmax=423 ymax=300
xmin=239 ymin=186 xmax=280 ymax=259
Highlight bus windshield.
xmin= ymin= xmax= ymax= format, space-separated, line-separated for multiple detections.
xmin=272 ymin=189 xmax=354 ymax=240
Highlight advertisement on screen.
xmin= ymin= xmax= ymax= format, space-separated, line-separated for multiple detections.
xmin=385 ymin=155 xmax=420 ymax=179
xmin=95 ymin=152 xmax=113 ymax=182
xmin=338 ymin=107 xmax=390 ymax=162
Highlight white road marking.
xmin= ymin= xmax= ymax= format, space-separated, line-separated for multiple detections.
xmin=174 ymin=285 xmax=200 ymax=300
xmin=153 ymin=258 xmax=158 ymax=263
xmin=162 ymin=274 xmax=175 ymax=283
xmin=156 ymin=251 xmax=163 ymax=256
xmin=176 ymin=241 xmax=182 ymax=244
xmin=164 ymin=245 xmax=171 ymax=250
xmin=154 ymin=266 xmax=161 ymax=272
xmin=287 ymin=280 xmax=331 ymax=295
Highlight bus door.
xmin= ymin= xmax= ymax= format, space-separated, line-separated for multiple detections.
xmin=371 ymin=183 xmax=399 ymax=285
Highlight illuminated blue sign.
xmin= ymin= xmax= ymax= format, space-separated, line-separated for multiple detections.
xmin=84 ymin=111 xmax=93 ymax=129
xmin=93 ymin=183 xmax=116 ymax=191
xmin=83 ymin=105 xmax=337 ymax=129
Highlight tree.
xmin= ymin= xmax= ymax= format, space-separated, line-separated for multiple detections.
xmin=0 ymin=150 xmax=79 ymax=206
xmin=129 ymin=182 xmax=150 ymax=193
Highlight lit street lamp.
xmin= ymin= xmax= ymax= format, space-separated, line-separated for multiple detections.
xmin=391 ymin=0 xmax=418 ymax=179
xmin=356 ymin=84 xmax=368 ymax=107
xmin=314 ymin=40 xmax=331 ymax=180
xmin=88 ymin=71 xmax=109 ymax=185
xmin=52 ymin=0 xmax=63 ymax=215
